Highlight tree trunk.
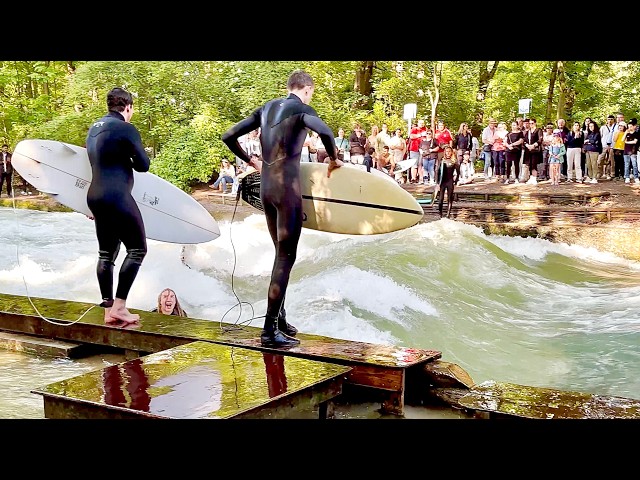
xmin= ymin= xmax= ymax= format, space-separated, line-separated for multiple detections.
xmin=545 ymin=61 xmax=558 ymax=125
xmin=474 ymin=61 xmax=499 ymax=129
xmin=354 ymin=61 xmax=375 ymax=109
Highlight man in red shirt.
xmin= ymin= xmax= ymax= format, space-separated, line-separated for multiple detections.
xmin=433 ymin=120 xmax=453 ymax=174
xmin=408 ymin=119 xmax=427 ymax=183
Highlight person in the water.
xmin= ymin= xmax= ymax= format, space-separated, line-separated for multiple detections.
xmin=222 ymin=70 xmax=343 ymax=348
xmin=86 ymin=87 xmax=150 ymax=326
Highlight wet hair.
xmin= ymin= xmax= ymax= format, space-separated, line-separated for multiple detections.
xmin=156 ymin=288 xmax=187 ymax=317
xmin=107 ymin=87 xmax=133 ymax=112
xmin=287 ymin=70 xmax=314 ymax=91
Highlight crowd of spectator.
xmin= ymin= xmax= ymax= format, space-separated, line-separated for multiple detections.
xmin=214 ymin=112 xmax=640 ymax=192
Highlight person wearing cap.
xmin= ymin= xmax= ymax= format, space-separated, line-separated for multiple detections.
xmin=481 ymin=118 xmax=498 ymax=179
xmin=599 ymin=115 xmax=616 ymax=179
xmin=623 ymin=118 xmax=639 ymax=184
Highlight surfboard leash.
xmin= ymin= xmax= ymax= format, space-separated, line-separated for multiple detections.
xmin=216 ymin=181 xmax=265 ymax=333
xmin=9 ymin=187 xmax=94 ymax=326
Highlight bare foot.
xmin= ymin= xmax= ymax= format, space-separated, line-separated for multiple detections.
xmin=105 ymin=306 xmax=140 ymax=325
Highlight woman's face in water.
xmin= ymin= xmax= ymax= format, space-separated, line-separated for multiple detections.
xmin=160 ymin=289 xmax=177 ymax=315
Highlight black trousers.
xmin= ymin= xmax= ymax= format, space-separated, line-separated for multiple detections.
xmin=0 ymin=172 xmax=12 ymax=196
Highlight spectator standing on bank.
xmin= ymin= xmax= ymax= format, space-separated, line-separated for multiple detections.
xmin=565 ymin=121 xmax=584 ymax=183
xmin=623 ymin=118 xmax=640 ymax=184
xmin=0 ymin=144 xmax=13 ymax=197
xmin=548 ymin=132 xmax=566 ymax=186
xmin=599 ymin=114 xmax=616 ymax=179
xmin=334 ymin=128 xmax=350 ymax=162
xmin=481 ymin=118 xmax=498 ymax=179
xmin=540 ymin=122 xmax=555 ymax=182
xmin=454 ymin=122 xmax=473 ymax=164
xmin=348 ymin=123 xmax=367 ymax=165
xmin=556 ymin=118 xmax=571 ymax=178
xmin=492 ymin=121 xmax=508 ymax=182
xmin=504 ymin=121 xmax=524 ymax=184
xmin=523 ymin=118 xmax=543 ymax=185
xmin=583 ymin=120 xmax=602 ymax=183
xmin=389 ymin=128 xmax=406 ymax=182
xmin=408 ymin=119 xmax=427 ymax=182
xmin=419 ymin=130 xmax=438 ymax=184
xmin=612 ymin=121 xmax=627 ymax=180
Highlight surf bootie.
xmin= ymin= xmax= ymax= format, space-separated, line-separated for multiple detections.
xmin=277 ymin=311 xmax=298 ymax=337
xmin=261 ymin=316 xmax=300 ymax=348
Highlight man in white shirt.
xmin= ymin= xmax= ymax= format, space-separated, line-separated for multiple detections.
xmin=599 ymin=114 xmax=616 ymax=179
xmin=481 ymin=118 xmax=497 ymax=179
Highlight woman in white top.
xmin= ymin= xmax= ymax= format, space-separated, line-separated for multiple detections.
xmin=388 ymin=128 xmax=407 ymax=182
xmin=334 ymin=128 xmax=350 ymax=162
xmin=210 ymin=159 xmax=236 ymax=192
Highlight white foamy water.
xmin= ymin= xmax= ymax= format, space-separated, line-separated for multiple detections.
xmin=2 ymin=207 xmax=640 ymax=418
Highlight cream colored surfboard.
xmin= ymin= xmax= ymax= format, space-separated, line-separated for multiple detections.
xmin=241 ymin=162 xmax=423 ymax=235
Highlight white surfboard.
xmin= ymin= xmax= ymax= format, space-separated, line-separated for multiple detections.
xmin=343 ymin=163 xmax=398 ymax=184
xmin=11 ymin=139 xmax=220 ymax=244
xmin=241 ymin=162 xmax=423 ymax=235
xmin=382 ymin=159 xmax=414 ymax=175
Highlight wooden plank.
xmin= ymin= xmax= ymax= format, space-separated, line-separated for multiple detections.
xmin=33 ymin=341 xmax=351 ymax=420
xmin=0 ymin=293 xmax=441 ymax=416
xmin=0 ymin=330 xmax=114 ymax=359
xmin=458 ymin=381 xmax=640 ymax=419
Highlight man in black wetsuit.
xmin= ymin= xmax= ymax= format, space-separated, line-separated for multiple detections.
xmin=222 ymin=70 xmax=343 ymax=348
xmin=86 ymin=87 xmax=150 ymax=326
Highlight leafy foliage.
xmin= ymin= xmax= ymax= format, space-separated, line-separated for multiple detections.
xmin=2 ymin=60 xmax=639 ymax=193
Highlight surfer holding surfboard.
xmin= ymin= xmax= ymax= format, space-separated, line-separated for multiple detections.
xmin=85 ymin=87 xmax=150 ymax=326
xmin=222 ymin=70 xmax=343 ymax=348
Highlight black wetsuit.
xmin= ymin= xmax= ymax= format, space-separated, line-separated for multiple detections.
xmin=85 ymin=111 xmax=150 ymax=306
xmin=436 ymin=158 xmax=460 ymax=218
xmin=222 ymin=93 xmax=338 ymax=337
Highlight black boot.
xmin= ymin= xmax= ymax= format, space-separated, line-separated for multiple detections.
xmin=261 ymin=315 xmax=300 ymax=348
xmin=277 ymin=309 xmax=298 ymax=337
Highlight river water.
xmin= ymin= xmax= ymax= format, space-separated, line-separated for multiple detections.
xmin=2 ymin=206 xmax=640 ymax=419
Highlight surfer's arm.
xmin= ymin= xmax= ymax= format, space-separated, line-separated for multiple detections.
xmin=303 ymin=115 xmax=338 ymax=161
xmin=127 ymin=126 xmax=150 ymax=172
xmin=222 ymin=111 xmax=261 ymax=164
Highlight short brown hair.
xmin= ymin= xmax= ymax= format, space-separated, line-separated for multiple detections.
xmin=287 ymin=70 xmax=313 ymax=90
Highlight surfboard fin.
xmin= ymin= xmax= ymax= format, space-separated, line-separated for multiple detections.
xmin=59 ymin=142 xmax=78 ymax=154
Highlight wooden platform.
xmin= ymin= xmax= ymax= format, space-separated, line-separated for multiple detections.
xmin=33 ymin=341 xmax=351 ymax=419
xmin=0 ymin=293 xmax=441 ymax=416
xmin=0 ymin=330 xmax=114 ymax=359
xmin=457 ymin=381 xmax=640 ymax=419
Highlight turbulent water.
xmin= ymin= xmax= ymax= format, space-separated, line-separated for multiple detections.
xmin=2 ymin=206 xmax=640 ymax=419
